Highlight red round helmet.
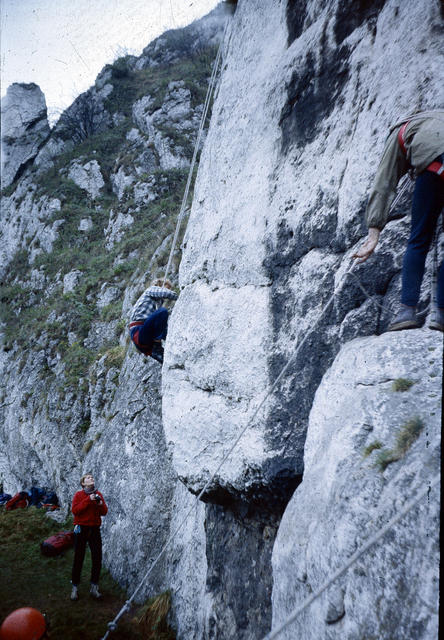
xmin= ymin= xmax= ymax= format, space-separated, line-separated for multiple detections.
xmin=0 ymin=608 xmax=47 ymax=640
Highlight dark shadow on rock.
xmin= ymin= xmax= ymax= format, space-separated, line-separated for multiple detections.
xmin=204 ymin=502 xmax=281 ymax=639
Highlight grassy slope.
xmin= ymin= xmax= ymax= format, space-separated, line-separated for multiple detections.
xmin=0 ymin=508 xmax=174 ymax=639
xmin=0 ymin=43 xmax=215 ymax=382
xmin=0 ymin=42 xmax=215 ymax=435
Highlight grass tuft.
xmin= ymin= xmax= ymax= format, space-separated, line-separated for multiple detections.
xmin=136 ymin=591 xmax=175 ymax=640
xmin=374 ymin=449 xmax=400 ymax=472
xmin=363 ymin=440 xmax=383 ymax=457
xmin=372 ymin=417 xmax=425 ymax=472
xmin=82 ymin=440 xmax=94 ymax=454
xmin=103 ymin=345 xmax=126 ymax=370
xmin=395 ymin=417 xmax=424 ymax=456
xmin=391 ymin=378 xmax=415 ymax=392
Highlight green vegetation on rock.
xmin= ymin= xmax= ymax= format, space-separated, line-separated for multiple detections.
xmin=371 ymin=417 xmax=424 ymax=472
xmin=391 ymin=378 xmax=415 ymax=392
xmin=1 ymin=36 xmax=215 ymax=410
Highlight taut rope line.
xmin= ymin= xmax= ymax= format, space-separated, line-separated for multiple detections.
xmin=102 ymin=25 xmax=228 ymax=640
xmin=102 ymin=256 xmax=360 ymax=639
xmin=102 ymin=113 xmax=419 ymax=640
xmin=162 ymin=23 xmax=227 ymax=288
xmin=261 ymin=473 xmax=440 ymax=640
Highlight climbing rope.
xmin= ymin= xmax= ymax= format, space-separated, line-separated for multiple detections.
xmin=261 ymin=472 xmax=440 ymax=640
xmin=101 ymin=24 xmax=229 ymax=640
xmin=102 ymin=173 xmax=424 ymax=638
xmin=102 ymin=256 xmax=362 ymax=639
xmin=162 ymin=22 xmax=227 ymax=288
xmin=430 ymin=221 xmax=441 ymax=313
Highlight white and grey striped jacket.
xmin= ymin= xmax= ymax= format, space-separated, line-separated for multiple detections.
xmin=129 ymin=286 xmax=178 ymax=324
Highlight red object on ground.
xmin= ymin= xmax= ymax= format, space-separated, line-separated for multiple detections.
xmin=40 ymin=531 xmax=75 ymax=557
xmin=41 ymin=504 xmax=59 ymax=511
xmin=5 ymin=493 xmax=28 ymax=511
xmin=0 ymin=607 xmax=47 ymax=640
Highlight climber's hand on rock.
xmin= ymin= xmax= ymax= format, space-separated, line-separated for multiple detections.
xmin=353 ymin=228 xmax=380 ymax=263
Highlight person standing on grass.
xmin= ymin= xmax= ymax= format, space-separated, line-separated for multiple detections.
xmin=70 ymin=472 xmax=108 ymax=601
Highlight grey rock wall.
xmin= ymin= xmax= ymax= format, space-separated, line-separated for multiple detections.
xmin=272 ymin=329 xmax=441 ymax=639
xmin=1 ymin=1 xmax=442 ymax=638
xmin=1 ymin=83 xmax=50 ymax=188
xmin=0 ymin=6 xmax=225 ymax=610
xmin=0 ymin=339 xmax=175 ymax=599
xmin=163 ymin=0 xmax=443 ymax=636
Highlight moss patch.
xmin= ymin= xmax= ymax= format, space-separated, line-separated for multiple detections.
xmin=391 ymin=378 xmax=415 ymax=392
xmin=372 ymin=417 xmax=424 ymax=472
xmin=363 ymin=440 xmax=383 ymax=457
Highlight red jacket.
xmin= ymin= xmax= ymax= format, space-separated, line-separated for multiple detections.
xmin=72 ymin=489 xmax=108 ymax=526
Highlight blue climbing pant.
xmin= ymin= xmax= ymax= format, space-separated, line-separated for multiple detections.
xmin=131 ymin=307 xmax=168 ymax=344
xmin=401 ymin=166 xmax=444 ymax=308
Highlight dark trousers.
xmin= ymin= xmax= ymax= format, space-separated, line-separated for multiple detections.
xmin=71 ymin=525 xmax=102 ymax=585
xmin=401 ymin=168 xmax=444 ymax=308
xmin=138 ymin=307 xmax=169 ymax=343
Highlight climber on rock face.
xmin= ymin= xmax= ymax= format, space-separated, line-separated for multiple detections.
xmin=353 ymin=110 xmax=444 ymax=332
xmin=128 ymin=278 xmax=178 ymax=364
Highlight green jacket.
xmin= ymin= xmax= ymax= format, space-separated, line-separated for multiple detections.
xmin=365 ymin=110 xmax=444 ymax=230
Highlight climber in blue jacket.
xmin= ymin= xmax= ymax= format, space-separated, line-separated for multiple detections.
xmin=128 ymin=279 xmax=177 ymax=364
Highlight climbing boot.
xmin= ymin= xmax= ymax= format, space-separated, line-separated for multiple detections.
xmin=90 ymin=583 xmax=102 ymax=599
xmin=429 ymin=307 xmax=444 ymax=332
xmin=387 ymin=305 xmax=419 ymax=331
xmin=151 ymin=341 xmax=164 ymax=364
xmin=70 ymin=585 xmax=79 ymax=601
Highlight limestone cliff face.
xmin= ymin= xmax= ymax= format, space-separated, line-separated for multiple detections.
xmin=0 ymin=7 xmax=225 ymax=602
xmin=164 ymin=0 xmax=442 ymax=504
xmin=163 ymin=0 xmax=442 ymax=637
xmin=272 ymin=330 xmax=441 ymax=639
xmin=0 ymin=1 xmax=442 ymax=639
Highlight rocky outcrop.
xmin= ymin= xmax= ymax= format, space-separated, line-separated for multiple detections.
xmin=0 ymin=5 xmax=225 ymax=610
xmin=68 ymin=159 xmax=105 ymax=199
xmin=165 ymin=0 xmax=442 ymax=504
xmin=163 ymin=0 xmax=442 ymax=636
xmin=0 ymin=183 xmax=63 ymax=278
xmin=1 ymin=83 xmax=50 ymax=188
xmin=0 ymin=1 xmax=442 ymax=638
xmin=272 ymin=329 xmax=441 ymax=639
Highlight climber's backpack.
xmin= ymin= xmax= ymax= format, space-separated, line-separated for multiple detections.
xmin=41 ymin=491 xmax=59 ymax=510
xmin=5 ymin=491 xmax=29 ymax=511
xmin=398 ymin=121 xmax=444 ymax=180
xmin=29 ymin=486 xmax=47 ymax=507
xmin=40 ymin=531 xmax=75 ymax=557
xmin=0 ymin=493 xmax=12 ymax=506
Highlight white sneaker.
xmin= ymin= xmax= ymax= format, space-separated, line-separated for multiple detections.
xmin=90 ymin=583 xmax=102 ymax=599
xmin=70 ymin=586 xmax=78 ymax=601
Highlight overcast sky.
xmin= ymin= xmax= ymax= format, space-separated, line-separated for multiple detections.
xmin=1 ymin=0 xmax=220 ymax=123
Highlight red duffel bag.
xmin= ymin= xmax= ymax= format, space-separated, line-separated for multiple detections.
xmin=5 ymin=491 xmax=28 ymax=511
xmin=40 ymin=531 xmax=75 ymax=557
